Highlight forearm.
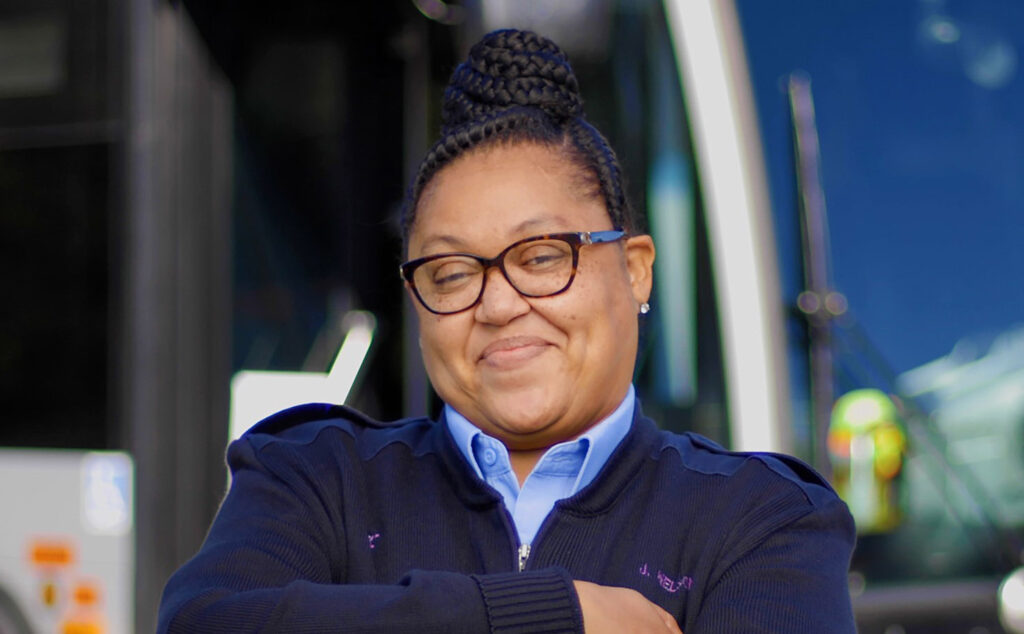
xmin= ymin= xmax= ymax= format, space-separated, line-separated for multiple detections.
xmin=158 ymin=437 xmax=581 ymax=632
xmin=159 ymin=566 xmax=581 ymax=633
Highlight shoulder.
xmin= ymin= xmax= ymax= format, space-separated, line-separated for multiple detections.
xmin=237 ymin=402 xmax=439 ymax=462
xmin=650 ymin=425 xmax=842 ymax=511
xmin=636 ymin=425 xmax=854 ymax=555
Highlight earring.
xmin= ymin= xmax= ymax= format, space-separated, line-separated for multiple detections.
xmin=639 ymin=302 xmax=650 ymax=315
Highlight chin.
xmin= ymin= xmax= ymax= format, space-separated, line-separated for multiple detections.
xmin=497 ymin=411 xmax=557 ymax=436
xmin=480 ymin=397 xmax=569 ymax=445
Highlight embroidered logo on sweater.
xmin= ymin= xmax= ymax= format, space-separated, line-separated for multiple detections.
xmin=368 ymin=532 xmax=380 ymax=549
xmin=639 ymin=563 xmax=694 ymax=593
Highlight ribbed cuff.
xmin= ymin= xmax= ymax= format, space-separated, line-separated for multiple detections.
xmin=472 ymin=567 xmax=583 ymax=633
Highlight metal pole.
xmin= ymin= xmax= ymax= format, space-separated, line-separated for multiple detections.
xmin=789 ymin=72 xmax=844 ymax=478
xmin=122 ymin=2 xmax=232 ymax=629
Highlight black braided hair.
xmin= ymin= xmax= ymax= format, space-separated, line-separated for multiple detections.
xmin=401 ymin=28 xmax=639 ymax=255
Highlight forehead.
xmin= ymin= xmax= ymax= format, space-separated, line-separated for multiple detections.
xmin=410 ymin=143 xmax=609 ymax=255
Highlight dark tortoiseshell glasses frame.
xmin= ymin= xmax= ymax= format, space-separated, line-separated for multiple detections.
xmin=399 ymin=229 xmax=627 ymax=315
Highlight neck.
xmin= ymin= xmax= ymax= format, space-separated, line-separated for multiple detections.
xmin=509 ymin=448 xmax=546 ymax=487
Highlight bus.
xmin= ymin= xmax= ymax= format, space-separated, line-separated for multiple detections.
xmin=656 ymin=2 xmax=1024 ymax=632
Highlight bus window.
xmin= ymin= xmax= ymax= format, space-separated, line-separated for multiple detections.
xmin=734 ymin=0 xmax=1024 ymax=629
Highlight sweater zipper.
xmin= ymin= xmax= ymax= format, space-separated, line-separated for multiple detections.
xmin=517 ymin=543 xmax=531 ymax=572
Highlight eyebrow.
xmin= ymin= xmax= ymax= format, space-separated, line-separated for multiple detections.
xmin=416 ymin=234 xmax=467 ymax=254
xmin=415 ymin=216 xmax=567 ymax=256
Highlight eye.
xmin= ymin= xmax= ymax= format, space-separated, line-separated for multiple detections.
xmin=514 ymin=242 xmax=569 ymax=270
xmin=425 ymin=258 xmax=479 ymax=290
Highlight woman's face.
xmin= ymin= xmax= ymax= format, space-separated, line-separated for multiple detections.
xmin=407 ymin=142 xmax=655 ymax=450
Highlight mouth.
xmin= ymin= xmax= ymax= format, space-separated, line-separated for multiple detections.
xmin=478 ymin=336 xmax=551 ymax=368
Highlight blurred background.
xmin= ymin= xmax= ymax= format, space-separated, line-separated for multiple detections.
xmin=1 ymin=0 xmax=1022 ymax=632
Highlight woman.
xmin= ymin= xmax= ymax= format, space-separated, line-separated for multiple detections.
xmin=159 ymin=29 xmax=855 ymax=633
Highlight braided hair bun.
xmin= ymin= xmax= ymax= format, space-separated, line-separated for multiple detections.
xmin=442 ymin=29 xmax=583 ymax=132
xmin=402 ymin=28 xmax=637 ymax=252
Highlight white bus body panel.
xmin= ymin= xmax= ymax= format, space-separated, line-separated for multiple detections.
xmin=663 ymin=0 xmax=792 ymax=452
xmin=0 ymin=449 xmax=134 ymax=634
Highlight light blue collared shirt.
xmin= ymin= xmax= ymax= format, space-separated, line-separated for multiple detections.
xmin=446 ymin=385 xmax=635 ymax=546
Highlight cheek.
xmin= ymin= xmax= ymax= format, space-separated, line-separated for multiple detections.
xmin=545 ymin=281 xmax=619 ymax=347
xmin=563 ymin=267 xmax=638 ymax=347
xmin=418 ymin=318 xmax=446 ymax=360
xmin=418 ymin=315 xmax=469 ymax=374
xmin=571 ymin=261 xmax=633 ymax=319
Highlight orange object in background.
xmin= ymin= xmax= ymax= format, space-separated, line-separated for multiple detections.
xmin=27 ymin=539 xmax=107 ymax=632
xmin=60 ymin=620 xmax=104 ymax=634
xmin=29 ymin=539 xmax=75 ymax=568
xmin=73 ymin=582 xmax=101 ymax=607
xmin=62 ymin=582 xmax=106 ymax=634
xmin=40 ymin=581 xmax=59 ymax=607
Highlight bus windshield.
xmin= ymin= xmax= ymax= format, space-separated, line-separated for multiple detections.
xmin=735 ymin=0 xmax=1024 ymax=586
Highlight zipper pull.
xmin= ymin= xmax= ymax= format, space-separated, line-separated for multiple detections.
xmin=518 ymin=544 xmax=531 ymax=572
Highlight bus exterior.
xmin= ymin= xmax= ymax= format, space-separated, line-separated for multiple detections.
xmin=648 ymin=0 xmax=1024 ymax=631
xmin=0 ymin=449 xmax=134 ymax=634
xmin=218 ymin=1 xmax=1024 ymax=630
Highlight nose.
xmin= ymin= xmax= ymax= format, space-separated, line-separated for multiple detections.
xmin=474 ymin=266 xmax=531 ymax=325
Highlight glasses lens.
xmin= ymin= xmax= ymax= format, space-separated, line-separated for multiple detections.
xmin=505 ymin=239 xmax=574 ymax=296
xmin=408 ymin=237 xmax=577 ymax=313
xmin=413 ymin=255 xmax=483 ymax=313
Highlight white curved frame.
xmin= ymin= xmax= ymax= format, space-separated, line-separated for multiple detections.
xmin=663 ymin=0 xmax=792 ymax=452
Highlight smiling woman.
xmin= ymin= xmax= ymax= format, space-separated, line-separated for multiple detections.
xmin=158 ymin=28 xmax=856 ymax=634
xmin=407 ymin=143 xmax=655 ymax=465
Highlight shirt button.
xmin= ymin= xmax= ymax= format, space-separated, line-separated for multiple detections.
xmin=482 ymin=447 xmax=497 ymax=466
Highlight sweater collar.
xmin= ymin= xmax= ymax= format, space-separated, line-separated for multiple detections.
xmin=431 ymin=397 xmax=661 ymax=514
xmin=443 ymin=385 xmax=635 ymax=494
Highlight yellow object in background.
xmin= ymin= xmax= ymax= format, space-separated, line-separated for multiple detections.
xmin=828 ymin=389 xmax=907 ymax=533
xmin=60 ymin=620 xmax=104 ymax=634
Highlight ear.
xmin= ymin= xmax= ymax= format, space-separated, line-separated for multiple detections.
xmin=624 ymin=234 xmax=655 ymax=307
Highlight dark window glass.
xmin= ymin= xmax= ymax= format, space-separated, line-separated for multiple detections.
xmin=0 ymin=144 xmax=110 ymax=448
xmin=736 ymin=0 xmax=1024 ymax=588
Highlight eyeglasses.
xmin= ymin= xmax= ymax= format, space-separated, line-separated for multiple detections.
xmin=400 ymin=229 xmax=627 ymax=315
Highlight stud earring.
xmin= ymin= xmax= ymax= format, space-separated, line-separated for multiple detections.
xmin=639 ymin=302 xmax=650 ymax=315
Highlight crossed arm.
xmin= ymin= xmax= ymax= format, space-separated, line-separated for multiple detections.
xmin=159 ymin=436 xmax=850 ymax=633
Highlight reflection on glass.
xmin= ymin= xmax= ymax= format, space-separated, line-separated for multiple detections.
xmin=0 ymin=13 xmax=66 ymax=98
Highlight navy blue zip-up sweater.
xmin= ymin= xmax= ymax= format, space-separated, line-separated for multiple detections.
xmin=158 ymin=403 xmax=856 ymax=633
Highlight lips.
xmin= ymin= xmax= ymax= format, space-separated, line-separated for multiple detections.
xmin=478 ymin=336 xmax=551 ymax=367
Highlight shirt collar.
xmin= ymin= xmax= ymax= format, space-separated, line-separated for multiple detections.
xmin=444 ymin=385 xmax=636 ymax=491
